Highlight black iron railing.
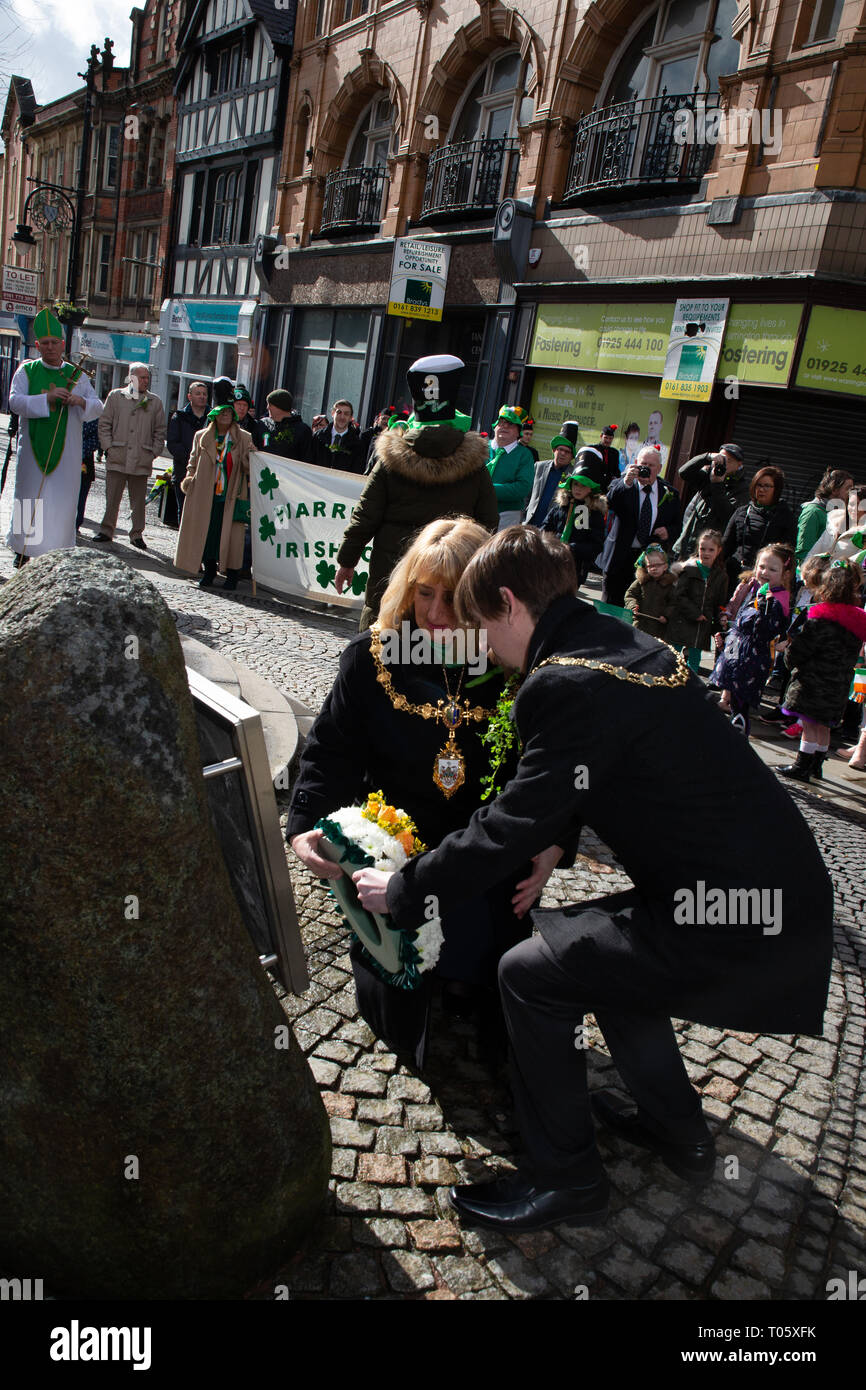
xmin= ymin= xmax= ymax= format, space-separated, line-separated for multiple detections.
xmin=564 ymin=92 xmax=721 ymax=200
xmin=320 ymin=165 xmax=387 ymax=233
xmin=421 ymin=137 xmax=519 ymax=218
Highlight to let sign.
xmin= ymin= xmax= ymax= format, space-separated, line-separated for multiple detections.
xmin=2 ymin=265 xmax=39 ymax=317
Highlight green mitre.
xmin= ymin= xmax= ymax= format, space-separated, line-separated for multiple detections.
xmin=33 ymin=307 xmax=65 ymax=340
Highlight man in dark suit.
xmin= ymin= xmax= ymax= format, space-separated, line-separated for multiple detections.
xmin=354 ymin=526 xmax=832 ymax=1232
xmin=524 ymin=420 xmax=580 ymax=527
xmin=601 ymin=446 xmax=680 ymax=606
xmin=312 ymin=399 xmax=365 ymax=474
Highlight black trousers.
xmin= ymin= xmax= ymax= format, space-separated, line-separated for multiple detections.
xmin=602 ymin=547 xmax=642 ymax=608
xmin=498 ymin=914 xmax=710 ymax=1189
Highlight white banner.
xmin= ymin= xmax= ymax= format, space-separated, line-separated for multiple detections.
xmin=250 ymin=451 xmax=367 ymax=607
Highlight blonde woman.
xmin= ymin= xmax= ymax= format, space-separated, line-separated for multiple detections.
xmin=287 ymin=517 xmax=559 ymax=1066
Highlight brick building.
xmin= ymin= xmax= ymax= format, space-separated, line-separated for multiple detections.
xmin=261 ymin=0 xmax=866 ymax=500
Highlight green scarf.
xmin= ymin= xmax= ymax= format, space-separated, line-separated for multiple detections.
xmin=694 ymin=560 xmax=710 ymax=580
xmin=560 ymin=500 xmax=577 ymax=544
xmin=24 ymin=358 xmax=76 ymax=475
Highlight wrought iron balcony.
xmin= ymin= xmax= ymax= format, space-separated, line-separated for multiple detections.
xmin=320 ymin=165 xmax=387 ymax=233
xmin=564 ymin=92 xmax=721 ymax=201
xmin=421 ymin=137 xmax=519 ymax=219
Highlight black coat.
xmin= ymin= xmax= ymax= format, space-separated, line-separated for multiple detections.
xmin=541 ymin=499 xmax=606 ymax=585
xmin=723 ymin=501 xmax=795 ymax=586
xmin=388 ymin=594 xmax=833 ymax=1035
xmin=166 ymin=404 xmax=208 ymax=483
xmin=260 ymin=413 xmax=313 ymax=464
xmin=784 ymin=602 xmax=866 ymax=724
xmin=673 ymin=455 xmax=750 ymax=559
xmin=667 ymin=559 xmax=729 ymax=650
xmin=601 ymin=477 xmax=681 ymax=577
xmin=286 ymin=630 xmax=527 ymax=997
xmin=312 ymin=422 xmax=365 ymax=474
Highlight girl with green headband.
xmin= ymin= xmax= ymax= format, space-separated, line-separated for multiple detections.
xmin=624 ymin=543 xmax=676 ymax=635
xmin=540 ymin=456 xmax=607 ymax=590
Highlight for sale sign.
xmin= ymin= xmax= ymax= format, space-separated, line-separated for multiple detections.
xmin=2 ymin=265 xmax=39 ymax=317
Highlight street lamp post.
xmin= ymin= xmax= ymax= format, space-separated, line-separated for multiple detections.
xmin=11 ymin=45 xmax=99 ymax=352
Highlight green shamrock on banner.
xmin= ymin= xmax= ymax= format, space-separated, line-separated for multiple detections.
xmin=315 ymin=561 xmax=337 ymax=589
xmin=259 ymin=515 xmax=277 ymax=545
xmin=258 ymin=466 xmax=279 ymax=500
xmin=351 ymin=572 xmax=368 ymax=595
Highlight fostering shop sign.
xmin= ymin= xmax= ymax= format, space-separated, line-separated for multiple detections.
xmin=387 ymin=238 xmax=451 ymax=322
xmin=250 ymin=452 xmax=368 ymax=607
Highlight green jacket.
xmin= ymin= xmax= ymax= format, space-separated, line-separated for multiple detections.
xmin=487 ymin=441 xmax=535 ymax=512
xmin=795 ymin=498 xmax=829 ymax=562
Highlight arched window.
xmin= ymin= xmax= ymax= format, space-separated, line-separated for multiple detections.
xmin=566 ymin=0 xmax=741 ymax=199
xmin=449 ymin=50 xmax=534 ymax=146
xmin=345 ymin=95 xmax=394 ymax=170
xmin=422 ymin=50 xmax=533 ymax=217
xmin=320 ymin=94 xmax=393 ymax=232
xmin=604 ymin=0 xmax=740 ymax=105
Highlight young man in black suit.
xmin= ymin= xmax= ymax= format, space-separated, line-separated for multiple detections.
xmin=601 ymin=446 xmax=681 ymax=606
xmin=354 ymin=526 xmax=833 ymax=1232
xmin=312 ymin=399 xmax=365 ymax=474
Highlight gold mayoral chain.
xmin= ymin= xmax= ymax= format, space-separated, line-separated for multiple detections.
xmin=530 ymin=642 xmax=690 ymax=688
xmin=370 ymin=625 xmax=491 ymax=798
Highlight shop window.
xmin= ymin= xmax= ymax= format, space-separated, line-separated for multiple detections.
xmin=287 ymin=308 xmax=371 ymax=422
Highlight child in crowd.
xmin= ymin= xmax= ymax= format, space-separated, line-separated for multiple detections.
xmin=624 ymin=543 xmax=676 ymax=634
xmin=765 ymin=552 xmax=832 ymax=736
xmin=541 ymin=451 xmax=607 ymax=588
xmin=710 ymin=542 xmax=795 ymax=735
xmin=667 ymin=529 xmax=728 ymax=671
xmin=780 ymin=557 xmax=866 ymax=782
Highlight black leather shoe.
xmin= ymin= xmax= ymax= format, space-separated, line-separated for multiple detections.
xmin=449 ymin=1171 xmax=609 ymax=1232
xmin=92 ymin=533 xmax=110 ymax=542
xmin=591 ymin=1090 xmax=715 ymax=1182
xmin=131 ymin=537 xmax=147 ymax=551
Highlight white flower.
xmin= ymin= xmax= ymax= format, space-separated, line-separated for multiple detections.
xmin=325 ymin=806 xmax=411 ymax=873
xmin=412 ymin=917 xmax=444 ymax=973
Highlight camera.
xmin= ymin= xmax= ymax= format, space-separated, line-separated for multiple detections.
xmin=713 ymin=460 xmax=727 ymax=476
xmin=637 ymin=465 xmax=652 ymax=479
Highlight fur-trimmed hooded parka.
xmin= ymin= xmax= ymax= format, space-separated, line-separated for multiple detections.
xmin=336 ymin=427 xmax=499 ymax=627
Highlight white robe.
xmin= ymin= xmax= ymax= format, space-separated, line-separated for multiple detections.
xmin=6 ymin=359 xmax=103 ymax=557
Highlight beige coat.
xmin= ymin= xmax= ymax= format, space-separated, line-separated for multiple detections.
xmin=97 ymin=387 xmax=167 ymax=476
xmin=174 ymin=423 xmax=252 ymax=574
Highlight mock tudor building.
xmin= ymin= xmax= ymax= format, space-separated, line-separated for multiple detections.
xmin=260 ymin=0 xmax=866 ymax=502
xmin=153 ymin=0 xmax=298 ymax=415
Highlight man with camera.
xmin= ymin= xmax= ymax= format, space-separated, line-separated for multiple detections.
xmin=600 ymin=447 xmax=680 ymax=607
xmin=672 ymin=443 xmax=749 ymax=560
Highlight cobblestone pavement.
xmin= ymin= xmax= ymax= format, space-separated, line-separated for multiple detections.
xmin=3 ymin=473 xmax=865 ymax=1302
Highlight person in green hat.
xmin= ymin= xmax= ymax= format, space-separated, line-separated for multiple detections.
xmin=540 ymin=447 xmax=607 ymax=588
xmin=6 ymin=307 xmax=103 ymax=566
xmin=173 ymin=402 xmax=252 ymax=590
xmin=487 ymin=405 xmax=535 ymax=530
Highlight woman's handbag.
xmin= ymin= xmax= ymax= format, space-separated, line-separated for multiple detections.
xmin=232 ymin=497 xmax=251 ymax=524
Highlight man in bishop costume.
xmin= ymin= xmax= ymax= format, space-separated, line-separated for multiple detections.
xmin=5 ymin=308 xmax=103 ymax=564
